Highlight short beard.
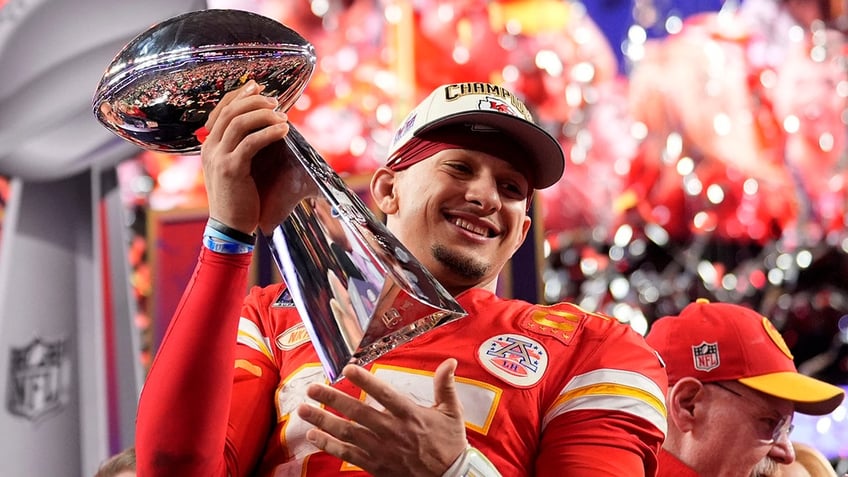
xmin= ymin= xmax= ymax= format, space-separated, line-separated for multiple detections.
xmin=749 ymin=457 xmax=778 ymax=477
xmin=432 ymin=244 xmax=489 ymax=281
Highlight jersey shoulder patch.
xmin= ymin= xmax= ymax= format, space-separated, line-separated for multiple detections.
xmin=520 ymin=302 xmax=610 ymax=345
xmin=477 ymin=333 xmax=548 ymax=388
xmin=275 ymin=322 xmax=311 ymax=351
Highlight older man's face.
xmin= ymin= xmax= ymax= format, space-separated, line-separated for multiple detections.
xmin=699 ymin=381 xmax=796 ymax=476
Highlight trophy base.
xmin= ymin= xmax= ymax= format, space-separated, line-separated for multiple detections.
xmin=351 ymin=311 xmax=455 ymax=369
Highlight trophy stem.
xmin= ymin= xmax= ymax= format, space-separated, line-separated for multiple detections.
xmin=265 ymin=125 xmax=466 ymax=383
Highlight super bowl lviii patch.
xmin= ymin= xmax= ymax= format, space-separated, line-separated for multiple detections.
xmin=477 ymin=334 xmax=547 ymax=388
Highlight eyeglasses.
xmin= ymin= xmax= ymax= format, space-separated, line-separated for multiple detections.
xmin=707 ymin=382 xmax=795 ymax=445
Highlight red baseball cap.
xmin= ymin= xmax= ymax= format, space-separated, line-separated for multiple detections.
xmin=646 ymin=298 xmax=844 ymax=415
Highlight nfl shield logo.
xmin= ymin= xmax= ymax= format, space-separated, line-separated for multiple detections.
xmin=6 ymin=337 xmax=70 ymax=421
xmin=692 ymin=342 xmax=720 ymax=372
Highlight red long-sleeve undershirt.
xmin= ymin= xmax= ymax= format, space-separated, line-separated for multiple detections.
xmin=136 ymin=248 xmax=252 ymax=476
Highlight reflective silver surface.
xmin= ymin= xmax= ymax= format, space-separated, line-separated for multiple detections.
xmin=92 ymin=9 xmax=466 ymax=383
xmin=93 ymin=9 xmax=315 ymax=153
xmin=270 ymin=127 xmax=466 ymax=382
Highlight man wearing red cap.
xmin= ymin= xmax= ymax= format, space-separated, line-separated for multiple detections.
xmin=133 ymin=80 xmax=669 ymax=476
xmin=646 ymin=299 xmax=845 ymax=477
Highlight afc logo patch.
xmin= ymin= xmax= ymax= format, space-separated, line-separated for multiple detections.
xmin=477 ymin=334 xmax=548 ymax=388
xmin=6 ymin=337 xmax=70 ymax=421
xmin=692 ymin=342 xmax=720 ymax=372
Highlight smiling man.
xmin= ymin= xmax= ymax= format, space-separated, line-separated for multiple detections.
xmin=135 ymin=81 xmax=668 ymax=477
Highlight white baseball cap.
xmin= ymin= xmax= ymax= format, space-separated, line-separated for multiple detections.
xmin=387 ymin=82 xmax=565 ymax=189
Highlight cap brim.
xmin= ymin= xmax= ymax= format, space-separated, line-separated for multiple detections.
xmin=739 ymin=371 xmax=845 ymax=415
xmin=415 ymin=110 xmax=565 ymax=189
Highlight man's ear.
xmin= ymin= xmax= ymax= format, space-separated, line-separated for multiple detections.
xmin=513 ymin=215 xmax=532 ymax=255
xmin=667 ymin=377 xmax=706 ymax=433
xmin=370 ymin=167 xmax=399 ymax=215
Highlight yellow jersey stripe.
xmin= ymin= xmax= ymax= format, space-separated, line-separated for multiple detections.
xmin=556 ymin=382 xmax=666 ymax=418
xmin=545 ymin=394 xmax=668 ymax=435
xmin=565 ymin=368 xmax=666 ymax=405
xmin=543 ymin=368 xmax=668 ymax=434
xmin=234 ymin=359 xmax=263 ymax=377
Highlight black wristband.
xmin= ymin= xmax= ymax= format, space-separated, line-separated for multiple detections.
xmin=206 ymin=217 xmax=257 ymax=245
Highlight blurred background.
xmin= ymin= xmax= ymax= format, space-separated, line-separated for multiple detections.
xmin=0 ymin=0 xmax=845 ymax=474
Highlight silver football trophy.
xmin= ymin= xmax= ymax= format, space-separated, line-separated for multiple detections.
xmin=92 ymin=9 xmax=466 ymax=383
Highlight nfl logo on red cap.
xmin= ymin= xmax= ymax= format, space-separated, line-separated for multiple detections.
xmin=692 ymin=342 xmax=719 ymax=372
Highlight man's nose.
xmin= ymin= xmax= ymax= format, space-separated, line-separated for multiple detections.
xmin=465 ymin=173 xmax=501 ymax=212
xmin=767 ymin=434 xmax=796 ymax=466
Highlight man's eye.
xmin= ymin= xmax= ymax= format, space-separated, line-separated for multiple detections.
xmin=501 ymin=182 xmax=527 ymax=198
xmin=448 ymin=163 xmax=472 ymax=173
xmin=762 ymin=417 xmax=780 ymax=432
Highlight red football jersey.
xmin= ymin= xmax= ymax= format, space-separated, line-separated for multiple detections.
xmin=137 ymin=249 xmax=667 ymax=477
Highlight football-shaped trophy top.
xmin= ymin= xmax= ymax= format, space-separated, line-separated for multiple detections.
xmin=92 ymin=9 xmax=316 ymax=154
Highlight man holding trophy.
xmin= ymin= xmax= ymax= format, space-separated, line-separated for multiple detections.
xmin=133 ymin=76 xmax=668 ymax=476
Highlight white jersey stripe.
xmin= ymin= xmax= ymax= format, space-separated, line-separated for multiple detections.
xmin=237 ymin=317 xmax=275 ymax=363
xmin=564 ymin=368 xmax=666 ymax=402
xmin=542 ymin=368 xmax=667 ymax=434
xmin=544 ymin=394 xmax=668 ymax=435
